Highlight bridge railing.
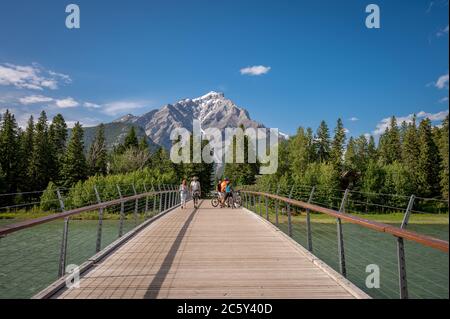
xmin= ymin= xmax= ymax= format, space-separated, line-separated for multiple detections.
xmin=240 ymin=186 xmax=449 ymax=299
xmin=0 ymin=183 xmax=181 ymax=299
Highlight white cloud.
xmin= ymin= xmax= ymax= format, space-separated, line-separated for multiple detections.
xmin=65 ymin=117 xmax=100 ymax=128
xmin=344 ymin=128 xmax=350 ymax=134
xmin=437 ymin=25 xmax=449 ymax=37
xmin=435 ymin=73 xmax=449 ymax=89
xmin=373 ymin=109 xmax=449 ymax=135
xmin=55 ymin=97 xmax=79 ymax=108
xmin=101 ymin=100 xmax=148 ymax=116
xmin=19 ymin=94 xmax=54 ymax=105
xmin=0 ymin=63 xmax=71 ymax=90
xmin=439 ymin=96 xmax=449 ymax=103
xmin=83 ymin=102 xmax=102 ymax=109
xmin=348 ymin=117 xmax=359 ymax=122
xmin=240 ymin=65 xmax=271 ymax=76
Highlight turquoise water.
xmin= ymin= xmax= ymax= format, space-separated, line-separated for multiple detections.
xmin=275 ymin=219 xmax=449 ymax=299
xmin=0 ymin=214 xmax=149 ymax=299
xmin=0 ymin=212 xmax=448 ymax=299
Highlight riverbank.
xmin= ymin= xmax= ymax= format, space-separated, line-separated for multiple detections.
xmin=1 ymin=209 xmax=448 ymax=224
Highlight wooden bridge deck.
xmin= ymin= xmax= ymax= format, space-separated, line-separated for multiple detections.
xmin=52 ymin=201 xmax=368 ymax=299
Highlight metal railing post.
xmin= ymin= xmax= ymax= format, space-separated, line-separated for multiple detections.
xmin=132 ymin=183 xmax=139 ymax=225
xmin=306 ymin=187 xmax=315 ymax=252
xmin=275 ymin=185 xmax=280 ymax=226
xmin=94 ymin=186 xmax=103 ymax=253
xmin=168 ymin=185 xmax=172 ymax=208
xmin=143 ymin=183 xmax=149 ymax=219
xmin=171 ymin=185 xmax=175 ymax=207
xmin=116 ymin=185 xmax=125 ymax=237
xmin=337 ymin=189 xmax=349 ymax=277
xmin=259 ymin=194 xmax=262 ymax=216
xmin=57 ymin=188 xmax=69 ymax=278
xmin=152 ymin=183 xmax=157 ymax=214
xmin=397 ymin=195 xmax=415 ymax=299
xmin=158 ymin=185 xmax=163 ymax=213
xmin=165 ymin=185 xmax=170 ymax=210
xmin=287 ymin=185 xmax=294 ymax=237
xmin=265 ymin=185 xmax=270 ymax=221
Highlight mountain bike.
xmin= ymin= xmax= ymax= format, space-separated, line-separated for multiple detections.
xmin=211 ymin=192 xmax=221 ymax=207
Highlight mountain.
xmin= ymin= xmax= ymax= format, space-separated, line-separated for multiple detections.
xmin=119 ymin=91 xmax=264 ymax=148
xmin=79 ymin=91 xmax=279 ymax=152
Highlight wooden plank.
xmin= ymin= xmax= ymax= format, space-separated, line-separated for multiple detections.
xmin=51 ymin=201 xmax=369 ymax=299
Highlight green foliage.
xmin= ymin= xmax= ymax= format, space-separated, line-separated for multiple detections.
xmin=28 ymin=111 xmax=55 ymax=191
xmin=378 ymin=116 xmax=402 ymax=165
xmin=223 ymin=126 xmax=259 ymax=186
xmin=416 ymin=118 xmax=441 ymax=197
xmin=124 ymin=126 xmax=139 ymax=149
xmin=61 ymin=167 xmax=177 ymax=209
xmin=315 ymin=120 xmax=330 ymax=163
xmin=60 ymin=122 xmax=88 ymax=187
xmin=109 ymin=147 xmax=151 ymax=174
xmin=438 ymin=116 xmax=449 ymax=198
xmin=39 ymin=181 xmax=60 ymax=211
xmin=87 ymin=123 xmax=107 ymax=175
xmin=0 ymin=110 xmax=20 ymax=195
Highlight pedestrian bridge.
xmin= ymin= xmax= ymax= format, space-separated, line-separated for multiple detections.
xmin=0 ymin=186 xmax=448 ymax=299
xmin=48 ymin=201 xmax=366 ymax=299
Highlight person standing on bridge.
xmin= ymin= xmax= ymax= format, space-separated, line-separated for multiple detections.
xmin=190 ymin=176 xmax=201 ymax=209
xmin=179 ymin=179 xmax=188 ymax=209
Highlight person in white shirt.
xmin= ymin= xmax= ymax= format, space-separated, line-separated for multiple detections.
xmin=190 ymin=176 xmax=201 ymax=208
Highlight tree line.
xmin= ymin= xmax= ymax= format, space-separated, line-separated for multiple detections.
xmin=0 ymin=109 xmax=214 ymax=208
xmin=252 ymin=115 xmax=448 ymax=208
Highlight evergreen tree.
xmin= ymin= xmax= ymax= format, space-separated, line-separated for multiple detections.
xmin=223 ymin=126 xmax=259 ymax=186
xmin=48 ymin=114 xmax=67 ymax=182
xmin=354 ymin=135 xmax=369 ymax=172
xmin=416 ymin=118 xmax=441 ymax=197
xmin=378 ymin=116 xmax=401 ymax=165
xmin=344 ymin=137 xmax=357 ymax=171
xmin=315 ymin=120 xmax=330 ymax=163
xmin=124 ymin=126 xmax=139 ymax=149
xmin=438 ymin=116 xmax=449 ymax=198
xmin=330 ymin=118 xmax=346 ymax=173
xmin=401 ymin=115 xmax=419 ymax=188
xmin=28 ymin=111 xmax=53 ymax=191
xmin=50 ymin=114 xmax=68 ymax=154
xmin=18 ymin=116 xmax=35 ymax=190
xmin=87 ymin=123 xmax=107 ymax=176
xmin=138 ymin=137 xmax=149 ymax=151
xmin=289 ymin=127 xmax=312 ymax=182
xmin=0 ymin=110 xmax=20 ymax=194
xmin=367 ymin=135 xmax=377 ymax=161
xmin=61 ymin=122 xmax=88 ymax=187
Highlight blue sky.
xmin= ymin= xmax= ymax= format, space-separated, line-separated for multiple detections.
xmin=0 ymin=0 xmax=448 ymax=137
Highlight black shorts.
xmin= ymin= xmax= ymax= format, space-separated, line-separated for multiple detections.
xmin=224 ymin=192 xmax=232 ymax=200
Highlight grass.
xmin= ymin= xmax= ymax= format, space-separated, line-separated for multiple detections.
xmin=246 ymin=203 xmax=449 ymax=225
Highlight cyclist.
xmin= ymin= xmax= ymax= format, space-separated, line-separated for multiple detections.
xmin=224 ymin=180 xmax=234 ymax=208
xmin=220 ymin=178 xmax=229 ymax=207
xmin=216 ymin=179 xmax=223 ymax=204
xmin=190 ymin=176 xmax=201 ymax=208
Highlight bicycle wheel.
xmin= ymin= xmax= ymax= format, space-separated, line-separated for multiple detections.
xmin=211 ymin=197 xmax=219 ymax=207
xmin=228 ymin=196 xmax=234 ymax=209
xmin=235 ymin=196 xmax=242 ymax=208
